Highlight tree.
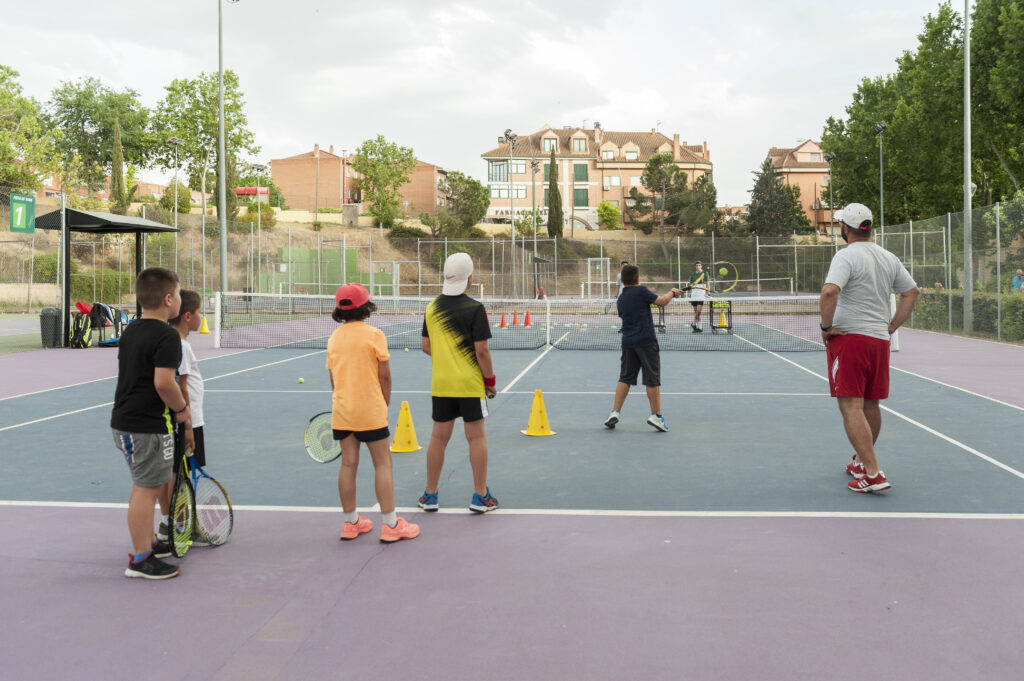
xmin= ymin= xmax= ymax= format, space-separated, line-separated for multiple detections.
xmin=439 ymin=170 xmax=489 ymax=236
xmin=597 ymin=200 xmax=621 ymax=230
xmin=46 ymin=77 xmax=151 ymax=190
xmin=109 ymin=119 xmax=137 ymax=215
xmin=747 ymin=158 xmax=812 ymax=236
xmin=0 ymin=65 xmax=59 ymax=190
xmin=546 ymin=149 xmax=563 ymax=238
xmin=237 ymin=168 xmax=287 ymax=209
xmin=625 ymin=152 xmax=689 ymax=259
xmin=159 ymin=179 xmax=191 ymax=213
xmin=351 ymin=135 xmax=417 ymax=229
xmin=514 ymin=210 xmax=542 ymax=237
xmin=151 ymin=71 xmax=259 ymax=222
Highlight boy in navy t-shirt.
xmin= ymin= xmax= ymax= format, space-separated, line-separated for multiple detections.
xmin=604 ymin=265 xmax=682 ymax=432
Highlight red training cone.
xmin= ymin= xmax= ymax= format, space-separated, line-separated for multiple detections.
xmin=524 ymin=310 xmax=532 ymax=327
xmin=500 ymin=311 xmax=507 ymax=329
xmin=512 ymin=310 xmax=519 ymax=326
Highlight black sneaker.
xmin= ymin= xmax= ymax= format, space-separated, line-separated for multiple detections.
xmin=151 ymin=540 xmax=173 ymax=559
xmin=125 ymin=552 xmax=180 ymax=580
xmin=157 ymin=521 xmax=169 ymax=542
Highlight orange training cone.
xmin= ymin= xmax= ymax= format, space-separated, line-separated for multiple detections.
xmin=521 ymin=389 xmax=556 ymax=436
xmin=500 ymin=311 xmax=507 ymax=329
xmin=512 ymin=310 xmax=519 ymax=326
xmin=390 ymin=401 xmax=422 ymax=452
xmin=199 ymin=315 xmax=210 ymax=334
xmin=524 ymin=310 xmax=532 ymax=327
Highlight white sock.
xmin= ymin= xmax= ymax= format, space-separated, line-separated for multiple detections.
xmin=161 ymin=514 xmax=169 ymax=526
xmin=381 ymin=510 xmax=397 ymax=528
xmin=344 ymin=510 xmax=359 ymax=524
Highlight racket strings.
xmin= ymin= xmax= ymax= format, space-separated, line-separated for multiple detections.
xmin=170 ymin=476 xmax=194 ymax=557
xmin=194 ymin=477 xmax=232 ymax=545
xmin=305 ymin=413 xmax=340 ymax=463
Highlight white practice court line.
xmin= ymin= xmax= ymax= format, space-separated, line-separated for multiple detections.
xmin=737 ymin=335 xmax=1024 ymax=481
xmin=501 ymin=332 xmax=569 ymax=394
xmin=890 ymin=366 xmax=1024 ymax=413
xmin=2 ymin=499 xmax=1023 ymax=520
xmin=204 ymin=389 xmax=827 ymax=397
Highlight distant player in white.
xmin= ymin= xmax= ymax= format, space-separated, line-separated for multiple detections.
xmin=688 ymin=261 xmax=709 ymax=332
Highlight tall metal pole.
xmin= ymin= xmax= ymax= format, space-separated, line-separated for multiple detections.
xmin=503 ymin=129 xmax=518 ymax=297
xmin=963 ymin=0 xmax=974 ymax=334
xmin=217 ymin=0 xmax=229 ymax=293
xmin=169 ymin=136 xmax=184 ymax=274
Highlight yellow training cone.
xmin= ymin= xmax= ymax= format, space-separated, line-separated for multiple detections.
xmin=716 ymin=310 xmax=728 ymax=328
xmin=199 ymin=315 xmax=210 ymax=334
xmin=521 ymin=389 xmax=556 ymax=437
xmin=390 ymin=401 xmax=422 ymax=452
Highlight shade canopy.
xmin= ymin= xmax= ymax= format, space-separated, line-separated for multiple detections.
xmin=35 ymin=208 xmax=180 ymax=234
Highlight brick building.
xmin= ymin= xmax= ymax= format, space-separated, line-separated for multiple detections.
xmin=398 ymin=161 xmax=448 ymax=217
xmin=766 ymin=140 xmax=833 ymax=233
xmin=270 ymin=144 xmax=353 ymax=212
xmin=481 ymin=123 xmax=713 ymax=231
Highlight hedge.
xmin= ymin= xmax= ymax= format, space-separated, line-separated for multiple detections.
xmin=908 ymin=289 xmax=1024 ymax=341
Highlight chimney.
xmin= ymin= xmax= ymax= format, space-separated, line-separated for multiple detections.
xmin=651 ymin=128 xmax=656 ymax=134
xmin=672 ymin=134 xmax=680 ymax=162
xmin=703 ymin=141 xmax=709 ymax=161
xmin=594 ymin=121 xmax=602 ymax=145
xmin=314 ymin=143 xmax=319 ymax=157
xmin=329 ymin=145 xmax=334 ymax=155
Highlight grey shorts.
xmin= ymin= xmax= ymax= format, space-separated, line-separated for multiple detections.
xmin=619 ymin=343 xmax=661 ymax=387
xmin=112 ymin=430 xmax=175 ymax=487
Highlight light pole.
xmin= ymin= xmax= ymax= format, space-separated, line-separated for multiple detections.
xmin=824 ymin=151 xmax=835 ymax=243
xmin=963 ymin=0 xmax=974 ymax=334
xmin=874 ymin=121 xmax=886 ymax=246
xmin=217 ymin=0 xmax=239 ymax=294
xmin=168 ymin=136 xmax=184 ymax=272
xmin=503 ymin=129 xmax=518 ymax=297
xmin=250 ymin=162 xmax=267 ymax=292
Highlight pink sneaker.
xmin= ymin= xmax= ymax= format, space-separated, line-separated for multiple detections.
xmin=380 ymin=517 xmax=420 ymax=543
xmin=340 ymin=516 xmax=373 ymax=540
xmin=848 ymin=471 xmax=891 ymax=493
xmin=846 ymin=456 xmax=866 ymax=478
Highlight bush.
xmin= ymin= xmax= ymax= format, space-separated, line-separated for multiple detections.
xmin=238 ymin=203 xmax=277 ymax=228
xmin=387 ymin=223 xmax=429 ymax=245
xmin=909 ymin=289 xmax=1024 ymax=342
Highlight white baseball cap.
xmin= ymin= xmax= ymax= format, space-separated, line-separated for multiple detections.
xmin=839 ymin=203 xmax=873 ymax=230
xmin=442 ymin=252 xmax=473 ymax=295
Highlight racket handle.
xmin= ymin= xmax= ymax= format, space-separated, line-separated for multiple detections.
xmin=485 ymin=387 xmax=497 ymax=399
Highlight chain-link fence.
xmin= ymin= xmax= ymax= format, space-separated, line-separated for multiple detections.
xmin=2 ymin=186 xmax=1023 ymax=346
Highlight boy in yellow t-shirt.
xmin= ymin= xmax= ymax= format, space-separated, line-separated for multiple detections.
xmin=326 ymin=283 xmax=419 ymax=543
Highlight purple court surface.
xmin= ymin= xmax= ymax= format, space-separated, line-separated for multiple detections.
xmin=1 ymin=328 xmax=1022 ymax=680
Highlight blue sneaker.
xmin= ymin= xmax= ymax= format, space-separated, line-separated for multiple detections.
xmin=646 ymin=413 xmax=669 ymax=432
xmin=418 ymin=491 xmax=439 ymax=512
xmin=469 ymin=488 xmax=499 ymax=513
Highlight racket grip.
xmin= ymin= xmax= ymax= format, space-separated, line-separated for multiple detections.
xmin=485 ymin=387 xmax=497 ymax=399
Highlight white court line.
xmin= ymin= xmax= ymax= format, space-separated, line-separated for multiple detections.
xmin=891 ymin=366 xmax=1024 ymax=413
xmin=204 ymin=389 xmax=827 ymax=397
xmin=738 ymin=335 xmax=1024 ymax=481
xmin=501 ymin=332 xmax=569 ymax=393
xmin=206 ymin=389 xmax=432 ymax=394
xmin=0 ymin=402 xmax=114 ymax=432
xmin=2 ymin=500 xmax=1022 ymax=520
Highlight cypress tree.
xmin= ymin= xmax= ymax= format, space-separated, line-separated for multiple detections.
xmin=110 ymin=118 xmax=125 ymax=214
xmin=546 ymin=149 xmax=563 ymax=238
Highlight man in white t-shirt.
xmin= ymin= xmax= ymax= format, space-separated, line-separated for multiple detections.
xmin=820 ymin=203 xmax=919 ymax=494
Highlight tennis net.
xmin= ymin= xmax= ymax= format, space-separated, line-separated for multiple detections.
xmin=215 ymin=292 xmax=825 ymax=352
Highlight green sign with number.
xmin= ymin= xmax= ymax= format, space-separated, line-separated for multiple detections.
xmin=9 ymin=193 xmax=36 ymax=234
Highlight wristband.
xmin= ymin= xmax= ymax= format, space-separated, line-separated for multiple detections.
xmin=820 ymin=325 xmax=832 ymax=331
xmin=483 ymin=375 xmax=496 ymax=388
xmin=173 ymin=405 xmax=188 ymax=415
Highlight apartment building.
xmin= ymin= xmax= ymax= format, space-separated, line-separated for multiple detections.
xmin=766 ymin=140 xmax=833 ymax=233
xmin=399 ymin=161 xmax=448 ymax=218
xmin=481 ymin=123 xmax=712 ymax=231
xmin=271 ymin=144 xmax=353 ymax=212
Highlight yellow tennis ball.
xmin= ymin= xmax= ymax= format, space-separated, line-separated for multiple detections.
xmin=404 ymin=347 xmax=409 ymax=352
xmin=298 ymin=377 xmax=305 ymax=384
xmin=719 ymin=267 xmax=728 ymax=276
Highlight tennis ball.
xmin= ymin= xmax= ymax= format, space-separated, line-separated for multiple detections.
xmin=298 ymin=377 xmax=305 ymax=384
xmin=719 ymin=267 xmax=728 ymax=276
xmin=404 ymin=347 xmax=409 ymax=352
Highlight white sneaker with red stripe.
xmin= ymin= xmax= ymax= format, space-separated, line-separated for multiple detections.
xmin=848 ymin=471 xmax=891 ymax=493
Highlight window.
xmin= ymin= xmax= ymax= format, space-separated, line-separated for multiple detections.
xmin=630 ymin=176 xmax=644 ymax=186
xmin=543 ymin=137 xmax=558 ymax=152
xmin=809 ymin=153 xmax=822 ymax=162
xmin=510 ymin=160 xmax=526 ymax=174
xmin=603 ymin=175 xmax=621 ymax=189
xmin=654 ymin=196 xmax=664 ymax=210
xmin=574 ymin=188 xmax=588 ymax=207
xmin=574 ymin=164 xmax=588 ymax=182
xmin=601 ymin=149 xmax=615 ymax=160
xmin=493 ymin=186 xmax=525 ymax=199
xmin=625 ymin=150 xmax=639 ymax=161
xmin=488 ymin=162 xmax=508 ymax=182
xmin=572 ymin=138 xmax=587 ymax=153
xmin=607 ymin=200 xmax=619 ymax=207
xmin=544 ymin=188 xmax=550 ymax=206
xmin=544 ymin=163 xmax=550 ymax=181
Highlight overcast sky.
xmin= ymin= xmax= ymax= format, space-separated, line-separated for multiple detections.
xmin=5 ymin=0 xmax=953 ymax=206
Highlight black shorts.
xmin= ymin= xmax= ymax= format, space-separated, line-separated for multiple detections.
xmin=333 ymin=426 xmax=390 ymax=443
xmin=432 ymin=396 xmax=484 ymax=423
xmin=690 ymin=300 xmax=704 ymax=308
xmin=172 ymin=426 xmax=206 ymax=474
xmin=619 ymin=343 xmax=661 ymax=387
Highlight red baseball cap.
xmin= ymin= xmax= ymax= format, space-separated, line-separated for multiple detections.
xmin=335 ymin=282 xmax=370 ymax=310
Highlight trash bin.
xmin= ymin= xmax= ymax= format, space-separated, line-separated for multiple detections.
xmin=40 ymin=307 xmax=61 ymax=348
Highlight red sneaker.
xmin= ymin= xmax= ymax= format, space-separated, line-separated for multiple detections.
xmin=846 ymin=456 xmax=866 ymax=478
xmin=340 ymin=516 xmax=373 ymax=540
xmin=380 ymin=517 xmax=420 ymax=543
xmin=848 ymin=471 xmax=891 ymax=493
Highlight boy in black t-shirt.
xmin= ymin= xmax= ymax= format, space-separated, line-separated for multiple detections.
xmin=111 ymin=267 xmax=190 ymax=580
xmin=603 ymin=265 xmax=682 ymax=432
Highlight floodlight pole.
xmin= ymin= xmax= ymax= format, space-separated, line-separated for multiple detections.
xmin=503 ymin=129 xmax=518 ymax=297
xmin=875 ymin=122 xmax=886 ymax=246
xmin=168 ymin=136 xmax=184 ymax=272
xmin=963 ymin=0 xmax=974 ymax=334
xmin=217 ymin=0 xmax=235 ymax=294
xmin=825 ymin=151 xmax=835 ymax=246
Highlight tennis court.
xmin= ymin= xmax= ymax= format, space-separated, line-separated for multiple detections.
xmin=1 ymin=318 xmax=1023 ymax=680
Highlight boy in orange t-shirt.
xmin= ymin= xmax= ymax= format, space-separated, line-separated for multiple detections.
xmin=326 ymin=283 xmax=419 ymax=543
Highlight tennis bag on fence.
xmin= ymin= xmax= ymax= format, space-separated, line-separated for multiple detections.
xmin=69 ymin=312 xmax=92 ymax=348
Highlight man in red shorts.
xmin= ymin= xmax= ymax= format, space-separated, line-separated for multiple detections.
xmin=819 ymin=203 xmax=919 ymax=493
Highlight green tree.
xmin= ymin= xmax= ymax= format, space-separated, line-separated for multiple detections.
xmin=237 ymin=168 xmax=287 ymax=209
xmin=159 ymin=179 xmax=191 ymax=213
xmin=0 ymin=65 xmax=59 ymax=190
xmin=151 ymin=71 xmax=258 ymax=220
xmin=625 ymin=152 xmax=688 ymax=259
xmin=597 ymin=200 xmax=621 ymax=230
xmin=747 ymin=158 xmax=812 ymax=236
xmin=546 ymin=149 xmax=563 ymax=238
xmin=670 ymin=173 xmax=719 ymax=235
xmin=351 ymin=135 xmax=416 ymax=229
xmin=109 ymin=119 xmax=138 ymax=215
xmin=514 ymin=210 xmax=542 ymax=237
xmin=46 ymin=77 xmax=151 ymax=190
xmin=439 ymin=170 xmax=489 ymax=236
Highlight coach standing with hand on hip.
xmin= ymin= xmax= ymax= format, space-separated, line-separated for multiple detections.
xmin=819 ymin=203 xmax=919 ymax=494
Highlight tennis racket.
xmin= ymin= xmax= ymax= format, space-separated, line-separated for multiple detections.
xmin=305 ymin=411 xmax=341 ymax=463
xmin=190 ymin=463 xmax=233 ymax=545
xmin=169 ymin=425 xmax=195 ymax=558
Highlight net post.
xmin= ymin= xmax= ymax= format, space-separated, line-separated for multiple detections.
xmin=214 ymin=291 xmax=222 ymax=348
xmin=545 ymin=295 xmax=551 ymax=346
xmin=889 ymin=293 xmax=900 ymax=352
